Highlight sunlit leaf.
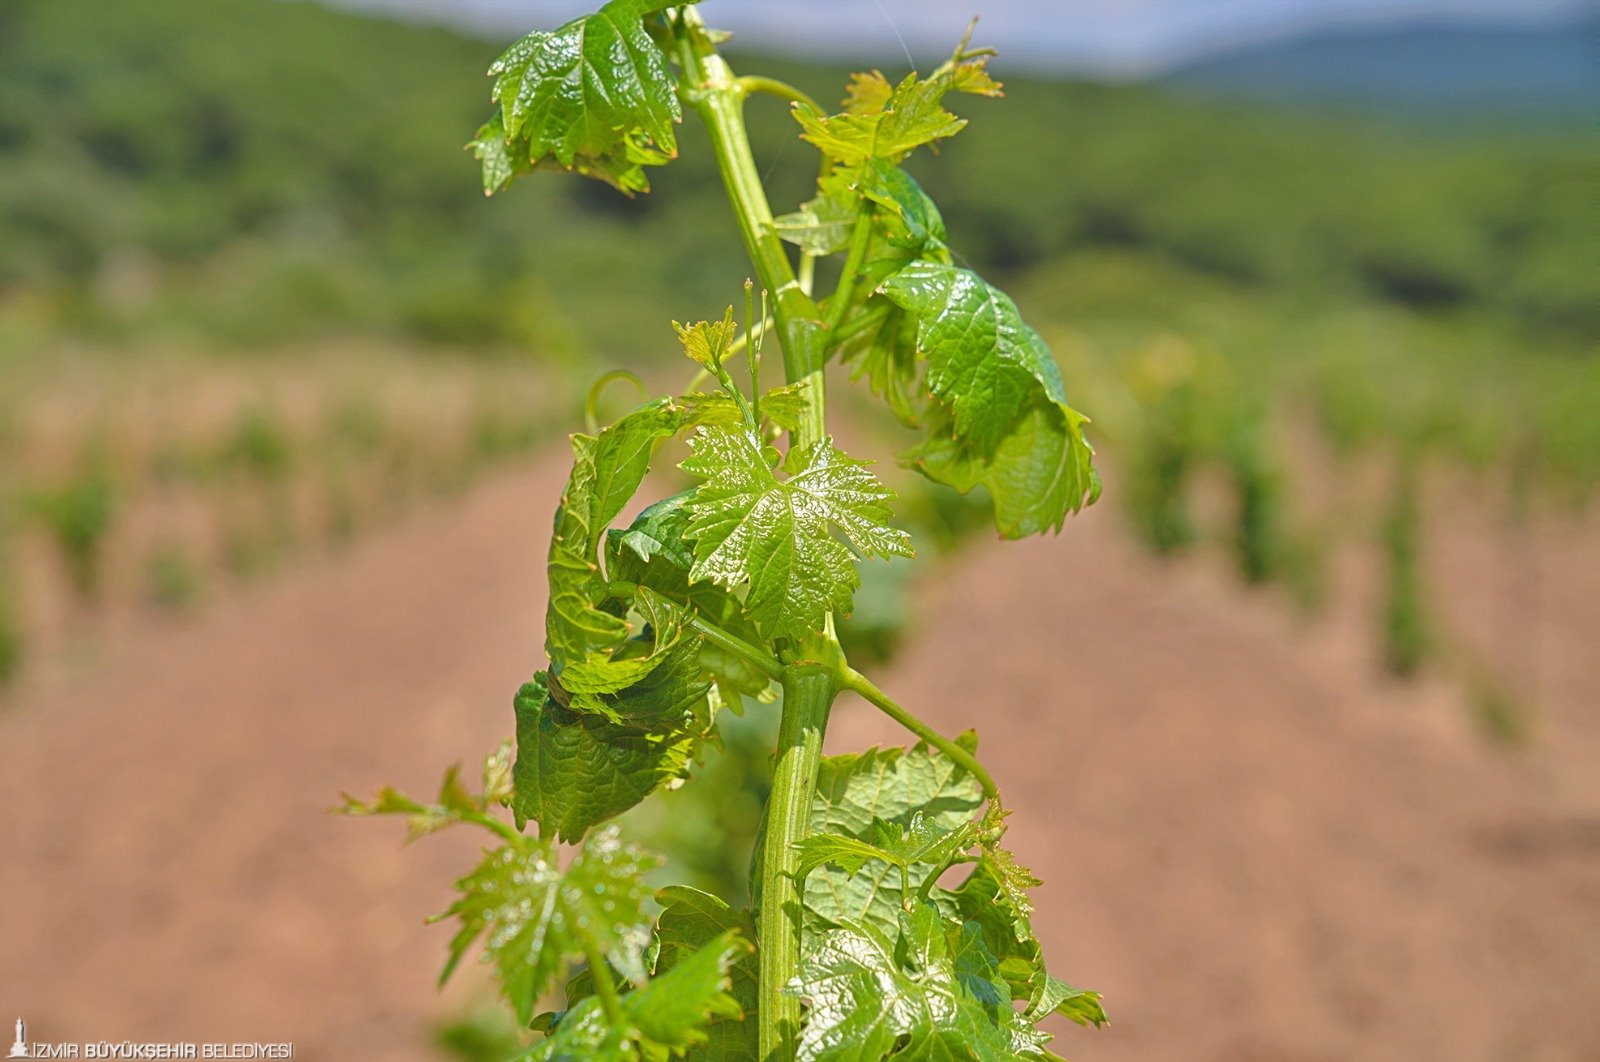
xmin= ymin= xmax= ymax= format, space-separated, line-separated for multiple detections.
xmin=786 ymin=903 xmax=1049 ymax=1061
xmin=681 ymin=427 xmax=912 ymax=640
xmin=435 ymin=826 xmax=655 ymax=1025
xmin=512 ymin=674 xmax=695 ymax=842
xmin=526 ymin=930 xmax=751 ymax=1060
xmin=479 ymin=0 xmax=692 ymax=194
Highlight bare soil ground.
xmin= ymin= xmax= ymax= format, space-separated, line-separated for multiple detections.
xmin=1 ymin=451 xmax=1595 ymax=1061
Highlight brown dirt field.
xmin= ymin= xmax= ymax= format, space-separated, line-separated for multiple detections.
xmin=1 ymin=450 xmax=1596 ymax=1060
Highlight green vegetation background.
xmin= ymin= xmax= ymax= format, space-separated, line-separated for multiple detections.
xmin=0 ymin=0 xmax=1593 ymax=683
xmin=1 ymin=0 xmax=1590 ymax=484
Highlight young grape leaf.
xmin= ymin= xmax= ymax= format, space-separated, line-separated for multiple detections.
xmin=513 ymin=674 xmax=695 ymax=842
xmin=1031 ymin=975 xmax=1108 ymax=1030
xmin=880 ymin=261 xmax=1100 ymax=535
xmin=977 ymin=803 xmax=1040 ymax=937
xmin=681 ymin=427 xmax=912 ymax=641
xmin=793 ymin=831 xmax=895 ymax=883
xmin=793 ymin=75 xmax=964 ymax=167
xmin=795 ymin=811 xmax=977 ymax=886
xmin=681 ymin=384 xmax=808 ymax=434
xmin=933 ymin=859 xmax=1107 ymax=1029
xmin=804 ymin=740 xmax=983 ymax=936
xmin=337 ymin=741 xmax=514 ymax=841
xmin=469 ymin=112 xmax=523 ymax=193
xmin=838 ymin=306 xmax=924 ymax=429
xmin=858 ymin=160 xmax=947 ymax=260
xmin=546 ymin=399 xmax=682 ymax=668
xmin=435 ymin=825 xmax=655 ymax=1025
xmin=793 ymin=38 xmax=1001 ymax=168
xmin=879 ymin=262 xmax=1061 ymax=455
xmin=655 ymin=886 xmax=760 ymax=1059
xmin=903 ymin=399 xmax=1101 ymax=539
xmin=611 ymin=493 xmax=697 ymax=573
xmin=675 ymin=307 xmax=738 ymax=369
xmin=756 ymin=384 xmax=809 ymax=433
xmin=525 ymin=930 xmax=751 ymax=1060
xmin=775 ymin=181 xmax=860 ymax=256
xmin=480 ymin=0 xmax=691 ymax=194
xmin=786 ymin=903 xmax=1049 ymax=1061
xmin=554 ymin=587 xmax=711 ymax=731
xmin=606 ymin=499 xmax=778 ymax=711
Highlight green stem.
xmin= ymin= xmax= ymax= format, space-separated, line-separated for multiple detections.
xmin=828 ymin=302 xmax=891 ymax=347
xmin=840 ymin=667 xmax=1000 ymax=802
xmin=745 ymin=280 xmax=760 ymax=424
xmin=760 ymin=664 xmax=835 ymax=1060
xmin=824 ymin=208 xmax=873 ymax=332
xmin=735 ymin=75 xmax=824 ymax=116
xmin=677 ymin=16 xmax=845 ymax=1058
xmin=677 ymin=9 xmax=827 ymax=448
xmin=711 ymin=360 xmax=756 ymax=426
xmin=463 ymin=810 xmax=526 ymax=846
xmin=581 ymin=937 xmax=628 ymax=1029
xmin=688 ymin=614 xmax=785 ymax=681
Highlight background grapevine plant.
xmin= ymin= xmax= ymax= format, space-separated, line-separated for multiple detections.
xmin=345 ymin=4 xmax=1106 ymax=1058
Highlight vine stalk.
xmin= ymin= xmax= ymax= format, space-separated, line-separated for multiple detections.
xmin=675 ymin=10 xmax=840 ymax=1058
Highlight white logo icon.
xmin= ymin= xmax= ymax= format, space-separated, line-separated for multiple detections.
xmin=6 ymin=1017 xmax=26 ymax=1059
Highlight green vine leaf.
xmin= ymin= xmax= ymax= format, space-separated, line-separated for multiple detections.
xmin=858 ymin=160 xmax=948 ymax=264
xmin=681 ymin=427 xmax=913 ymax=641
xmin=879 ymin=261 xmax=1062 ymax=455
xmin=546 ymin=399 xmax=682 ymax=669
xmin=786 ymin=903 xmax=1049 ymax=1061
xmin=792 ymin=40 xmax=1001 ymax=166
xmin=435 ymin=825 xmax=656 ymax=1025
xmin=611 ymin=493 xmax=697 ymax=574
xmin=903 ymin=400 xmax=1101 ymax=539
xmin=555 ymin=587 xmax=711 ymax=731
xmin=526 ymin=930 xmax=752 ymax=1060
xmin=478 ymin=0 xmax=692 ymax=194
xmin=606 ymin=498 xmax=777 ymax=712
xmin=655 ymin=886 xmax=761 ymax=1059
xmin=804 ymin=740 xmax=983 ymax=936
xmin=681 ymin=384 xmax=807 ymax=435
xmin=880 ymin=261 xmax=1100 ymax=536
xmin=513 ymin=674 xmax=696 ymax=842
xmin=337 ymin=742 xmax=513 ymax=840
xmin=774 ymin=180 xmax=860 ymax=256
xmin=795 ymin=811 xmax=976 ymax=886
xmin=933 ymin=860 xmax=1108 ymax=1030
xmin=675 ymin=307 xmax=738 ymax=369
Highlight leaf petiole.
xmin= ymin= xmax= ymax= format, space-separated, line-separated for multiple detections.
xmin=824 ymin=207 xmax=875 ymax=332
xmin=734 ymin=74 xmax=824 ymax=115
xmin=827 ymin=301 xmax=892 ymax=349
xmin=679 ymin=316 xmax=774 ymax=402
xmin=688 ymin=614 xmax=785 ymax=681
xmin=839 ymin=666 xmax=1000 ymax=802
xmin=581 ymin=935 xmax=628 ymax=1029
xmin=462 ymin=809 xmax=526 ymax=846
xmin=744 ymin=279 xmax=760 ymax=425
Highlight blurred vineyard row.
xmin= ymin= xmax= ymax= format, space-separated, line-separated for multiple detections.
xmin=0 ymin=345 xmax=564 ymax=689
xmin=0 ymin=0 xmax=1592 ymax=706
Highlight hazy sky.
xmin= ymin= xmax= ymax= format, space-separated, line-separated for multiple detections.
xmin=330 ymin=0 xmax=1589 ymax=76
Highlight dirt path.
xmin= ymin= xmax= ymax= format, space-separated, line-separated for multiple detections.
xmin=829 ymin=510 xmax=1600 ymax=1060
xmin=0 ymin=452 xmax=575 ymax=1060
xmin=1 ymin=452 xmax=1595 ymax=1060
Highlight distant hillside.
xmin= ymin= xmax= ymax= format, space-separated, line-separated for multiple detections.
xmin=0 ymin=0 xmax=1591 ymax=358
xmin=1165 ymin=19 xmax=1597 ymax=122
